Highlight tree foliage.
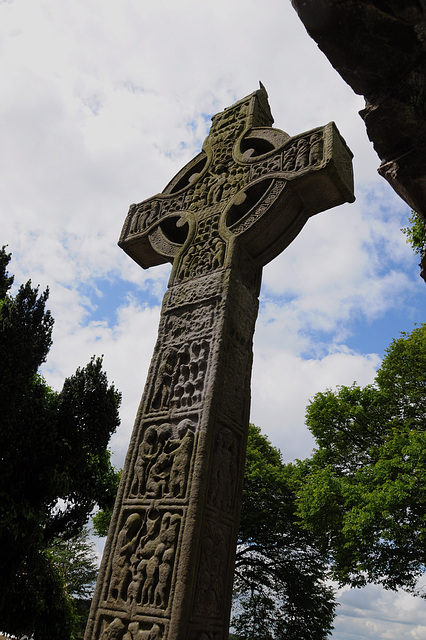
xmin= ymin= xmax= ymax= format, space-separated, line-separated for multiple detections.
xmin=47 ymin=527 xmax=100 ymax=637
xmin=401 ymin=210 xmax=426 ymax=256
xmin=297 ymin=324 xmax=426 ymax=595
xmin=91 ymin=469 xmax=122 ymax=539
xmin=0 ymin=247 xmax=121 ymax=638
xmin=232 ymin=424 xmax=336 ymax=640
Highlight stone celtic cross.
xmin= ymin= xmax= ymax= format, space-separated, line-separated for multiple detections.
xmin=85 ymin=85 xmax=354 ymax=640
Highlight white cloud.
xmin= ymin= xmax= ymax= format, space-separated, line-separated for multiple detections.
xmin=334 ymin=585 xmax=426 ymax=640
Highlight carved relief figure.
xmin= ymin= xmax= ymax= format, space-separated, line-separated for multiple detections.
xmin=126 ymin=511 xmax=181 ymax=609
xmin=207 ymin=165 xmax=228 ymax=205
xmin=107 ymin=621 xmax=162 ymax=640
xmin=154 ymin=544 xmax=175 ymax=608
xmin=171 ymin=341 xmax=209 ymax=409
xmin=128 ymin=203 xmax=139 ymax=234
xmin=294 ymin=136 xmax=310 ymax=170
xmin=143 ymin=624 xmax=162 ymax=640
xmin=151 ymin=347 xmax=178 ymax=410
xmin=177 ymin=216 xmax=224 ymax=281
xmin=282 ymin=143 xmax=297 ymax=171
xmin=123 ymin=623 xmax=140 ymax=640
xmin=100 ymin=617 xmax=126 ymax=640
xmin=140 ymin=542 xmax=164 ymax=604
xmin=208 ymin=237 xmax=225 ymax=272
xmin=108 ymin=514 xmax=143 ymax=602
xmin=309 ymin=132 xmax=322 ymax=165
xmin=145 ymin=424 xmax=173 ymax=498
xmin=130 ymin=420 xmax=196 ymax=500
xmin=125 ymin=509 xmax=161 ymax=605
xmin=192 ymin=340 xmax=208 ymax=404
xmin=131 ymin=426 xmax=157 ymax=497
xmin=167 ymin=420 xmax=196 ymax=497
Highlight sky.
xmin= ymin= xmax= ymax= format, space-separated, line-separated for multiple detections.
xmin=1 ymin=0 xmax=426 ymax=637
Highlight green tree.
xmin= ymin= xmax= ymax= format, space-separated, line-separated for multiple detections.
xmin=47 ymin=527 xmax=100 ymax=637
xmin=0 ymin=247 xmax=121 ymax=639
xmin=92 ymin=470 xmax=122 ymax=538
xmin=401 ymin=210 xmax=426 ymax=256
xmin=232 ymin=424 xmax=336 ymax=640
xmin=297 ymin=324 xmax=426 ymax=595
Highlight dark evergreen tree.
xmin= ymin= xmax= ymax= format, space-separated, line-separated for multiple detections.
xmin=0 ymin=247 xmax=121 ymax=639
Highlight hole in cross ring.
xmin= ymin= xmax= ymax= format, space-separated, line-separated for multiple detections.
xmin=159 ymin=216 xmax=190 ymax=245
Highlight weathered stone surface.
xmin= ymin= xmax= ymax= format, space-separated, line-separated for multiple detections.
xmin=291 ymin=0 xmax=426 ymax=218
xmin=85 ymin=85 xmax=354 ymax=640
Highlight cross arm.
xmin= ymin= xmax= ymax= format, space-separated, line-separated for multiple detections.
xmin=222 ymin=121 xmax=355 ymax=266
xmin=118 ymin=151 xmax=209 ymax=270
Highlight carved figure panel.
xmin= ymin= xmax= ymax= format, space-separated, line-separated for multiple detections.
xmin=99 ymin=617 xmax=126 ymax=640
xmin=130 ymin=510 xmax=181 ymax=610
xmin=165 ymin=271 xmax=224 ymax=310
xmin=125 ymin=201 xmax=159 ymax=238
xmin=130 ymin=420 xmax=197 ymax=500
xmin=249 ymin=130 xmax=324 ymax=181
xmin=177 ymin=215 xmax=225 ymax=282
xmin=160 ymin=303 xmax=217 ymax=344
xmin=170 ymin=341 xmax=209 ymax=410
xmin=108 ymin=513 xmax=144 ymax=603
xmin=150 ymin=341 xmax=210 ymax=413
xmin=99 ymin=618 xmax=163 ymax=640
xmin=107 ymin=508 xmax=181 ymax=612
xmin=218 ymin=340 xmax=253 ymax=424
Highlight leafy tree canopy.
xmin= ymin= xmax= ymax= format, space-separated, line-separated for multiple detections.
xmin=401 ymin=210 xmax=426 ymax=257
xmin=297 ymin=324 xmax=426 ymax=595
xmin=0 ymin=247 xmax=121 ymax=639
xmin=232 ymin=424 xmax=336 ymax=640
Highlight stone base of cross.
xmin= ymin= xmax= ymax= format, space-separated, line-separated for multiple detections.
xmin=85 ymin=84 xmax=354 ymax=640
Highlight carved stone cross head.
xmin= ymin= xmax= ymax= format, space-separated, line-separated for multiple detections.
xmin=119 ymin=83 xmax=354 ymax=285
